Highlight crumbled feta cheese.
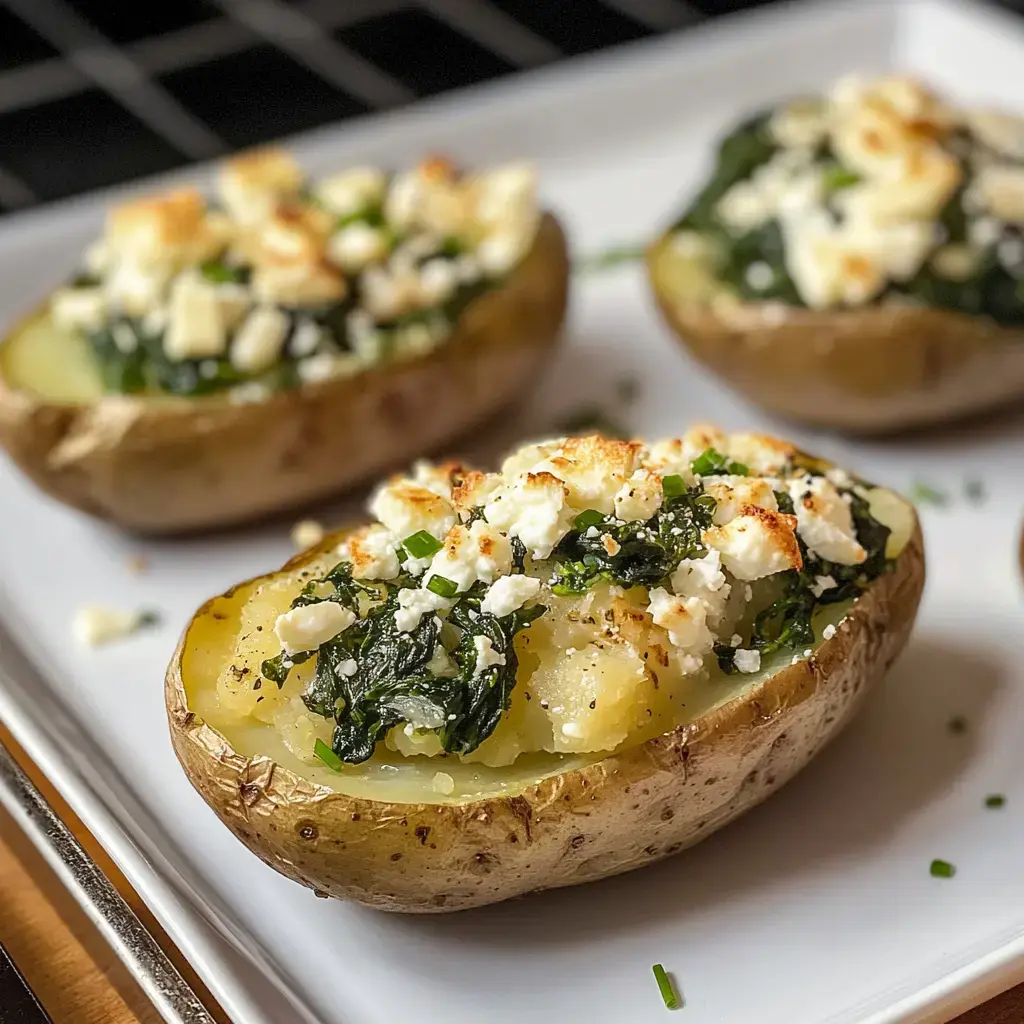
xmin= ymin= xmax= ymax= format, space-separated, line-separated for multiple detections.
xmin=670 ymin=549 xmax=731 ymax=621
xmin=230 ymin=305 xmax=289 ymax=374
xmin=974 ymin=163 xmax=1024 ymax=223
xmin=473 ymin=635 xmax=506 ymax=676
xmin=52 ymin=287 xmax=108 ymax=332
xmin=327 ymin=222 xmax=389 ymax=272
xmin=341 ymin=524 xmax=401 ymax=580
xmin=702 ymin=474 xmax=779 ymax=525
xmin=252 ymin=262 xmax=346 ymax=308
xmin=484 ymin=471 xmax=574 ymax=560
xmin=789 ymin=475 xmax=866 ymax=565
xmin=315 ymin=167 xmax=386 ymax=217
xmin=647 ymin=587 xmax=713 ymax=666
xmin=613 ymin=469 xmax=663 ymax=523
xmin=287 ymin=318 xmax=322 ymax=358
xmin=822 ymin=623 xmax=837 ymax=640
xmin=703 ymin=507 xmax=802 ymax=581
xmin=369 ymin=480 xmax=457 ymax=542
xmin=217 ymin=148 xmax=303 ymax=224
xmin=297 ymin=353 xmax=339 ymax=383
xmin=163 ymin=273 xmax=226 ymax=361
xmin=424 ymin=520 xmax=512 ymax=593
xmin=73 ymin=606 xmax=156 ymax=647
xmin=291 ymin=519 xmax=325 ymax=550
xmin=733 ymin=648 xmax=761 ymax=673
xmin=394 ymin=587 xmax=453 ymax=633
xmin=228 ymin=381 xmax=271 ymax=405
xmin=480 ymin=574 xmax=542 ymax=617
xmin=418 ymin=258 xmax=458 ymax=304
xmin=538 ymin=436 xmax=640 ymax=514
xmin=811 ymin=574 xmax=837 ymax=598
xmin=744 ymin=260 xmax=775 ymax=291
xmin=339 ymin=658 xmax=358 ymax=677
xmin=274 ymin=602 xmax=354 ymax=655
xmin=725 ymin=433 xmax=794 ymax=476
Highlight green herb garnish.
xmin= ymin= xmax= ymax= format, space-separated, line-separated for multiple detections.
xmin=985 ymin=794 xmax=1006 ymax=809
xmin=652 ymin=964 xmax=681 ymax=1010
xmin=822 ymin=165 xmax=861 ymax=192
xmin=403 ymin=530 xmax=442 ymax=559
xmin=661 ymin=474 xmax=686 ymax=499
xmin=910 ymin=481 xmax=949 ymax=507
xmin=964 ymin=479 xmax=987 ymax=505
xmin=573 ymin=509 xmax=605 ymax=530
xmin=314 ymin=738 xmax=344 ymax=771
xmin=690 ymin=447 xmax=749 ymax=478
xmin=930 ymin=858 xmax=956 ymax=879
xmin=426 ymin=575 xmax=458 ymax=598
xmin=576 ymin=242 xmax=645 ymax=273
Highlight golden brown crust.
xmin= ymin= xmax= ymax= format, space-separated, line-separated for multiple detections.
xmin=166 ymin=516 xmax=925 ymax=913
xmin=0 ymin=213 xmax=569 ymax=533
xmin=647 ymin=234 xmax=1024 ymax=433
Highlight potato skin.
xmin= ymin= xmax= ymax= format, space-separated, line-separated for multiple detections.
xmin=647 ymin=235 xmax=1024 ymax=434
xmin=0 ymin=214 xmax=568 ymax=533
xmin=166 ymin=519 xmax=925 ymax=913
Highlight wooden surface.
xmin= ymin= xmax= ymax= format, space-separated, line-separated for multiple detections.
xmin=0 ymin=722 xmax=1022 ymax=1024
xmin=0 ymin=723 xmax=228 ymax=1024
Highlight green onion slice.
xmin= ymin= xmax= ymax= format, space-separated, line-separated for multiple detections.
xmin=661 ymin=474 xmax=686 ymax=499
xmin=426 ymin=575 xmax=458 ymax=598
xmin=985 ymin=794 xmax=1006 ymax=809
xmin=652 ymin=964 xmax=680 ymax=1010
xmin=930 ymin=858 xmax=956 ymax=878
xmin=314 ymin=738 xmax=344 ymax=772
xmin=573 ymin=509 xmax=604 ymax=530
xmin=403 ymin=530 xmax=442 ymax=559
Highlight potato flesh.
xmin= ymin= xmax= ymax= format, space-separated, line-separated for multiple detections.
xmin=1 ymin=315 xmax=103 ymax=402
xmin=185 ymin=486 xmax=912 ymax=800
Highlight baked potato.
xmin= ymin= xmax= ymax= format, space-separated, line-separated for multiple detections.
xmin=648 ymin=74 xmax=1024 ymax=432
xmin=0 ymin=151 xmax=568 ymax=532
xmin=167 ymin=428 xmax=924 ymax=912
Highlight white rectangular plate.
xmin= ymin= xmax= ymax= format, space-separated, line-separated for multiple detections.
xmin=3 ymin=2 xmax=1024 ymax=1021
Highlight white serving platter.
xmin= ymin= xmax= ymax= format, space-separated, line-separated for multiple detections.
xmin=2 ymin=1 xmax=1024 ymax=1021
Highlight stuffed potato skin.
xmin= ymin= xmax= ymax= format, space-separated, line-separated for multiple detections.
xmin=647 ymin=234 xmax=1024 ymax=434
xmin=0 ymin=214 xmax=567 ymax=533
xmin=166 ymin=515 xmax=924 ymax=913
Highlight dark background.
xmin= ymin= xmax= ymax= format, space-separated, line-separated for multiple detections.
xmin=0 ymin=0 xmax=1021 ymax=216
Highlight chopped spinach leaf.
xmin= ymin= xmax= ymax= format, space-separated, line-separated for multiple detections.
xmin=691 ymin=447 xmax=749 ymax=477
xmin=262 ymin=564 xmax=547 ymax=763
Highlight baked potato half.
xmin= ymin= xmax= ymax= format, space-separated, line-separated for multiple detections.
xmin=648 ymin=74 xmax=1024 ymax=433
xmin=167 ymin=428 xmax=924 ymax=912
xmin=0 ymin=152 xmax=568 ymax=532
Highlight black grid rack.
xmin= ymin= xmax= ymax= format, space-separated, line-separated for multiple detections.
xmin=0 ymin=0 xmax=1021 ymax=217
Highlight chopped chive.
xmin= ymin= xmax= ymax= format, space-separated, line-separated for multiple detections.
xmin=661 ymin=474 xmax=686 ymax=499
xmin=964 ymin=479 xmax=986 ymax=504
xmin=426 ymin=575 xmax=458 ymax=598
xmin=930 ymin=858 xmax=956 ymax=879
xmin=576 ymin=242 xmax=645 ymax=273
xmin=574 ymin=509 xmax=604 ymax=530
xmin=314 ymin=738 xmax=344 ymax=772
xmin=403 ymin=530 xmax=442 ymax=559
xmin=910 ymin=481 xmax=948 ymax=507
xmin=985 ymin=794 xmax=1006 ymax=809
xmin=652 ymin=964 xmax=680 ymax=1010
xmin=823 ymin=164 xmax=861 ymax=192
xmin=948 ymin=715 xmax=968 ymax=735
